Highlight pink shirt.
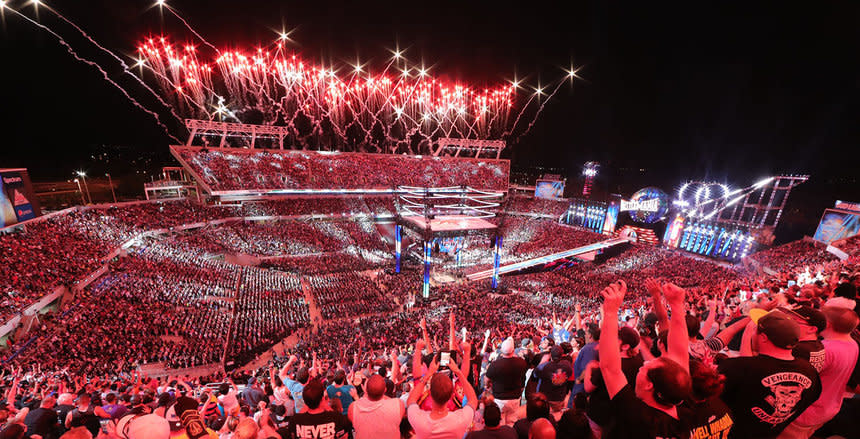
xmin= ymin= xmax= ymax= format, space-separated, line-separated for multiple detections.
xmin=407 ymin=404 xmax=474 ymax=439
xmin=795 ymin=339 xmax=859 ymax=426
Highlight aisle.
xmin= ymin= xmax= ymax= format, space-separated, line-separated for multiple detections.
xmin=300 ymin=277 xmax=323 ymax=332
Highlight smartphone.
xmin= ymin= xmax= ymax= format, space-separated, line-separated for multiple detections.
xmin=439 ymin=352 xmax=451 ymax=367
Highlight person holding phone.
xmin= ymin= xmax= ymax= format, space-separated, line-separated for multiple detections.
xmin=407 ymin=340 xmax=478 ymax=439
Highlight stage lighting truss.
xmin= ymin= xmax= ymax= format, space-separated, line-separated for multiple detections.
xmin=673 ymin=175 xmax=808 ymax=228
xmin=397 ymin=186 xmax=504 ymax=219
xmin=674 ymin=181 xmax=737 ymax=219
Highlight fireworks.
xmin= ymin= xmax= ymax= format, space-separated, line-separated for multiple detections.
xmin=137 ymin=36 xmax=561 ymax=152
xmin=2 ymin=0 xmax=574 ymax=152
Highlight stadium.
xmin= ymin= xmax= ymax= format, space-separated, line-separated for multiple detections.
xmin=0 ymin=2 xmax=859 ymax=439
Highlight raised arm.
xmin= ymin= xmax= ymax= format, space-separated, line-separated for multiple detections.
xmin=449 ymin=311 xmax=457 ymax=351
xmin=412 ymin=338 xmax=426 ymax=380
xmin=598 ymin=281 xmax=628 ymax=399
xmin=700 ymin=298 xmax=718 ymax=337
xmin=480 ymin=329 xmax=490 ymax=355
xmin=646 ymin=278 xmax=670 ymax=332
xmin=407 ymin=357 xmax=438 ymax=406
xmin=662 ymin=282 xmax=690 ymax=373
xmin=739 ymin=319 xmax=758 ymax=357
xmin=449 ymin=359 xmax=478 ymax=410
xmin=420 ymin=317 xmax=433 ymax=352
xmin=714 ymin=316 xmax=750 ymax=347
xmin=390 ymin=350 xmax=402 ymax=384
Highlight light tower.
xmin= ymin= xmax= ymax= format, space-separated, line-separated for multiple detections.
xmin=582 ymin=162 xmax=599 ymax=198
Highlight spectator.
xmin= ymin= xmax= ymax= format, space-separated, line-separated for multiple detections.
xmin=349 ymin=375 xmax=404 ymax=439
xmin=486 ymin=337 xmax=528 ymax=426
xmin=407 ymin=353 xmax=478 ymax=439
xmin=718 ymin=309 xmax=822 ymax=438
xmin=779 ymin=298 xmax=859 ymax=438
xmin=287 ymin=380 xmax=349 ymax=439
xmin=467 ymin=403 xmax=516 ymax=439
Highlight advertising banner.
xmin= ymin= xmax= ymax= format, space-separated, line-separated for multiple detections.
xmin=0 ymin=170 xmax=39 ymax=227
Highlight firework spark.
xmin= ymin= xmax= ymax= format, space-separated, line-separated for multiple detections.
xmin=138 ymin=36 xmax=570 ymax=153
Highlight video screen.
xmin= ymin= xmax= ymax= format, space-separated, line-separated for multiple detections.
xmin=535 ymin=180 xmax=564 ymax=199
xmin=814 ymin=209 xmax=860 ymax=243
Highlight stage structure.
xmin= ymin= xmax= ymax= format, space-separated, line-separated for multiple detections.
xmin=664 ymin=175 xmax=809 ymax=260
xmin=394 ymin=186 xmax=505 ymax=296
xmin=433 ymin=138 xmax=506 ymax=160
xmin=563 ymin=198 xmax=618 ymax=234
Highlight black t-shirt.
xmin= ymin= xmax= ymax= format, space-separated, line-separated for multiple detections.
xmin=792 ymin=340 xmax=825 ymax=373
xmin=466 ymin=425 xmax=518 ymax=439
xmin=69 ymin=406 xmax=101 ymax=437
xmin=486 ymin=356 xmax=529 ymax=400
xmin=684 ymin=397 xmax=734 ymax=439
xmin=535 ymin=359 xmax=573 ymax=402
xmin=24 ymin=407 xmax=59 ymax=439
xmin=718 ymin=355 xmax=822 ymax=439
xmin=586 ymin=356 xmax=644 ymax=427
xmin=287 ymin=410 xmax=349 ymax=439
xmin=606 ymin=384 xmax=688 ymax=439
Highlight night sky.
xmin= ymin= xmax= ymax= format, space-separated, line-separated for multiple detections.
xmin=1 ymin=0 xmax=858 ymax=234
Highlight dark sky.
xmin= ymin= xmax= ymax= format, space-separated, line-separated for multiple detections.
xmin=1 ymin=0 xmax=858 ymax=198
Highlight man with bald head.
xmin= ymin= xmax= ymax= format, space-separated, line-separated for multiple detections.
xmin=528 ymin=418 xmax=556 ymax=439
xmin=349 ymin=374 xmax=405 ymax=439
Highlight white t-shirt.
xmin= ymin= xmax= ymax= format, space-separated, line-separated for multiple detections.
xmin=273 ymin=386 xmax=290 ymax=406
xmin=218 ymin=389 xmax=239 ymax=414
xmin=407 ymin=403 xmax=474 ymax=439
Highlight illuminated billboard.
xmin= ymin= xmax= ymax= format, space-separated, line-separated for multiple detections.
xmin=535 ymin=180 xmax=565 ymax=199
xmin=622 ymin=187 xmax=669 ymax=224
xmin=814 ymin=209 xmax=860 ymax=243
xmin=0 ymin=169 xmax=40 ymax=227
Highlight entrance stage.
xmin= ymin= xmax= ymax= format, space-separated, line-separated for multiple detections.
xmin=466 ymin=237 xmax=631 ymax=281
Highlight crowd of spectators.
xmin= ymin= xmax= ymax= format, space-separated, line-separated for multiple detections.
xmin=748 ymin=240 xmax=838 ymax=275
xmin=0 ymin=191 xmax=859 ymax=438
xmin=308 ymin=272 xmax=405 ymax=320
xmin=229 ymin=270 xmax=310 ymax=367
xmin=506 ymin=196 xmax=570 ymax=218
xmin=176 ymin=146 xmax=510 ymax=192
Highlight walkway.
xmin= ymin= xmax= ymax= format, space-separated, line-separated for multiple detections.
xmin=300 ymin=277 xmax=323 ymax=332
xmin=466 ymin=237 xmax=631 ymax=281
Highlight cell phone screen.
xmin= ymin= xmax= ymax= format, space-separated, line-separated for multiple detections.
xmin=440 ymin=352 xmax=451 ymax=367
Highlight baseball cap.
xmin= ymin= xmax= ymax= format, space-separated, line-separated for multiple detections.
xmin=749 ymin=309 xmax=800 ymax=349
xmin=779 ymin=306 xmax=826 ymax=333
xmin=175 ymin=396 xmax=209 ymax=439
xmin=550 ymin=345 xmax=564 ymax=361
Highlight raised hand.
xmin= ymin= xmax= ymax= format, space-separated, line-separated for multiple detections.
xmin=662 ymin=282 xmax=686 ymax=305
xmin=644 ymin=278 xmax=662 ymax=297
xmin=426 ymin=357 xmax=440 ymax=376
xmin=601 ymin=280 xmax=627 ymax=311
